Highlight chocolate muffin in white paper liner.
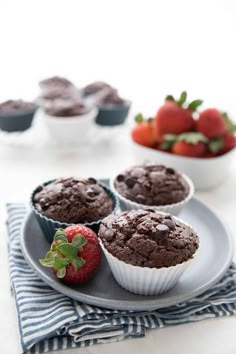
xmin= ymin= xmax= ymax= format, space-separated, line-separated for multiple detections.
xmin=99 ymin=210 xmax=199 ymax=296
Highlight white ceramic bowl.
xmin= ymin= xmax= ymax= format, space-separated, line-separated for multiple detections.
xmin=43 ymin=107 xmax=98 ymax=145
xmin=110 ymin=170 xmax=194 ymax=216
xmin=99 ymin=212 xmax=198 ymax=295
xmin=130 ymin=140 xmax=236 ymax=190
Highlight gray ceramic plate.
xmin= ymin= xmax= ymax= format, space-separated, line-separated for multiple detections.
xmin=21 ymin=192 xmax=233 ymax=311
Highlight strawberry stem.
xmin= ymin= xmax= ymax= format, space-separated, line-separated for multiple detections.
xmin=208 ymin=137 xmax=223 ymax=153
xmin=188 ymin=99 xmax=203 ymax=112
xmin=177 ymin=91 xmax=187 ymax=106
xmin=165 ymin=95 xmax=175 ymax=102
xmin=135 ymin=113 xmax=144 ymax=123
xmin=39 ymin=229 xmax=87 ymax=279
xmin=222 ymin=112 xmax=236 ymax=132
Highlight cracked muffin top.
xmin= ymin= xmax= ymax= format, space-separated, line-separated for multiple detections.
xmin=33 ymin=177 xmax=114 ymax=223
xmin=99 ymin=209 xmax=199 ymax=268
xmin=114 ymin=163 xmax=190 ymax=206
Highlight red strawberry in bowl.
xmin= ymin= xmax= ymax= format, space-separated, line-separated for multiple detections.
xmin=40 ymin=225 xmax=102 ymax=284
xmin=220 ymin=132 xmax=236 ymax=154
xmin=161 ymin=132 xmax=208 ymax=158
xmin=197 ymin=108 xmax=227 ymax=138
xmin=154 ymin=91 xmax=202 ymax=142
xmin=131 ymin=113 xmax=156 ymax=148
xmin=172 ymin=140 xmax=207 ymax=158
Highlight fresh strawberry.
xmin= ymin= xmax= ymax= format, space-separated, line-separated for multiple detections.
xmin=170 ymin=132 xmax=207 ymax=157
xmin=40 ymin=225 xmax=102 ymax=284
xmin=131 ymin=113 xmax=156 ymax=147
xmin=154 ymin=91 xmax=202 ymax=141
xmin=172 ymin=141 xmax=206 ymax=157
xmin=219 ymin=132 xmax=236 ymax=154
xmin=197 ymin=108 xmax=227 ymax=138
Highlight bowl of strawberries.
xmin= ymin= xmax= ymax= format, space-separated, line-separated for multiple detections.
xmin=131 ymin=91 xmax=236 ymax=189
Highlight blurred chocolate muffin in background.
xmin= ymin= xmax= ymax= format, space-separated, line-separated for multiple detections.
xmin=95 ymin=87 xmax=126 ymax=106
xmin=82 ymin=81 xmax=113 ymax=97
xmin=39 ymin=76 xmax=76 ymax=91
xmin=81 ymin=81 xmax=131 ymax=126
xmin=0 ymin=99 xmax=37 ymax=132
xmin=38 ymin=76 xmax=80 ymax=106
xmin=45 ymin=98 xmax=91 ymax=117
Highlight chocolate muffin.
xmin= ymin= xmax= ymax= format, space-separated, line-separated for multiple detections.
xmin=114 ymin=163 xmax=190 ymax=206
xmin=95 ymin=87 xmax=125 ymax=106
xmin=44 ymin=98 xmax=90 ymax=117
xmin=99 ymin=210 xmax=199 ymax=268
xmin=82 ymin=81 xmax=113 ymax=96
xmin=0 ymin=99 xmax=36 ymax=132
xmin=39 ymin=76 xmax=75 ymax=90
xmin=33 ymin=177 xmax=114 ymax=223
xmin=0 ymin=99 xmax=35 ymax=113
xmin=38 ymin=76 xmax=80 ymax=109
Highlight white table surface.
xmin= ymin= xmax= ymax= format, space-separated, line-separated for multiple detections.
xmin=0 ymin=117 xmax=236 ymax=354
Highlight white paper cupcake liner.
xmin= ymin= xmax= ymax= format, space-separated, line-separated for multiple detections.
xmin=100 ymin=241 xmax=195 ymax=295
xmin=110 ymin=173 xmax=194 ymax=215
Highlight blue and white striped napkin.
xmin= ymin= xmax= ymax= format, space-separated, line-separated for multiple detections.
xmin=7 ymin=203 xmax=236 ymax=354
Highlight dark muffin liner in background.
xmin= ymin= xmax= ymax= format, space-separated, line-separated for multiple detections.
xmin=30 ymin=179 xmax=119 ymax=243
xmin=0 ymin=107 xmax=36 ymax=132
xmin=95 ymin=101 xmax=131 ymax=126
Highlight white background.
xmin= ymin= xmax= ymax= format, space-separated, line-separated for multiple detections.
xmin=1 ymin=0 xmax=236 ymax=116
xmin=1 ymin=1 xmax=236 ymax=354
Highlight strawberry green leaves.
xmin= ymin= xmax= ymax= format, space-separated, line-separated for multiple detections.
xmin=135 ymin=113 xmax=144 ymax=123
xmin=72 ymin=235 xmax=87 ymax=248
xmin=57 ymin=243 xmax=78 ymax=258
xmin=177 ymin=91 xmax=187 ymax=106
xmin=208 ymin=137 xmax=223 ymax=153
xmin=222 ymin=112 xmax=236 ymax=132
xmin=177 ymin=132 xmax=208 ymax=144
xmin=160 ymin=134 xmax=177 ymax=149
xmin=161 ymin=132 xmax=207 ymax=149
xmin=161 ymin=132 xmax=225 ymax=154
xmin=57 ymin=268 xmax=66 ymax=279
xmin=165 ymin=92 xmax=187 ymax=105
xmin=134 ymin=113 xmax=153 ymax=124
xmin=72 ymin=258 xmax=86 ymax=270
xmin=165 ymin=94 xmax=175 ymax=102
xmin=39 ymin=228 xmax=88 ymax=279
xmin=165 ymin=91 xmax=203 ymax=111
xmin=53 ymin=228 xmax=68 ymax=243
xmin=188 ymin=100 xmax=203 ymax=112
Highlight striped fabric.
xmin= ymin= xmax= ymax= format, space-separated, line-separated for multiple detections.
xmin=6 ymin=203 xmax=236 ymax=354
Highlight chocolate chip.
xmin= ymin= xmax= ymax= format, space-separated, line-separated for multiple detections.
xmin=164 ymin=214 xmax=174 ymax=221
xmin=39 ymin=198 xmax=46 ymax=205
xmin=163 ymin=219 xmax=175 ymax=230
xmin=92 ymin=185 xmax=101 ymax=195
xmin=166 ymin=168 xmax=175 ymax=175
xmin=86 ymin=188 xmax=95 ymax=197
xmin=103 ymin=229 xmax=114 ymax=241
xmin=88 ymin=177 xmax=97 ymax=184
xmin=117 ymin=174 xmax=125 ymax=182
xmin=156 ymin=224 xmax=169 ymax=232
xmin=125 ymin=177 xmax=136 ymax=188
